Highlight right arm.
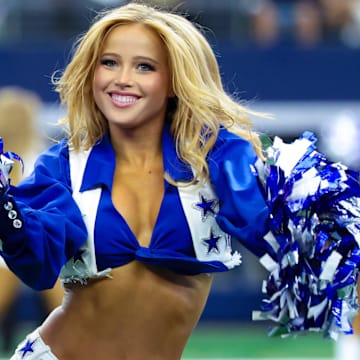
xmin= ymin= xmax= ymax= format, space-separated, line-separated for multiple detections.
xmin=0 ymin=141 xmax=88 ymax=290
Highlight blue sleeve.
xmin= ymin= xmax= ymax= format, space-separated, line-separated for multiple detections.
xmin=0 ymin=141 xmax=87 ymax=290
xmin=209 ymin=130 xmax=270 ymax=257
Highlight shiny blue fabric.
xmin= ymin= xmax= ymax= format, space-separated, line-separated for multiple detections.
xmin=0 ymin=126 xmax=269 ymax=290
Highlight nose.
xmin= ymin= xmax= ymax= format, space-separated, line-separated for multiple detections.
xmin=114 ymin=67 xmax=133 ymax=88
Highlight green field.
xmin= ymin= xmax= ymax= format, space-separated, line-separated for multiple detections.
xmin=0 ymin=323 xmax=335 ymax=359
xmin=183 ymin=323 xmax=334 ymax=359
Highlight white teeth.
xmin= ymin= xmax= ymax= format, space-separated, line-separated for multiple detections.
xmin=112 ymin=94 xmax=137 ymax=104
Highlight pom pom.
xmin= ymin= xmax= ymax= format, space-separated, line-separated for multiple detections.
xmin=253 ymin=131 xmax=360 ymax=340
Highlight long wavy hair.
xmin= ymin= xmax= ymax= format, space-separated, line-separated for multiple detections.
xmin=53 ymin=2 xmax=268 ymax=186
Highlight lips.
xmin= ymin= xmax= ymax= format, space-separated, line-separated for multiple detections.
xmin=110 ymin=93 xmax=139 ymax=107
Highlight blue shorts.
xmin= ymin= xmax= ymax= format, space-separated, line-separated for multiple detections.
xmin=11 ymin=328 xmax=58 ymax=360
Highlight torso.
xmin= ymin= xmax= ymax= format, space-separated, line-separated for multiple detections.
xmin=40 ymin=153 xmax=213 ymax=359
xmin=40 ymin=262 xmax=212 ymax=360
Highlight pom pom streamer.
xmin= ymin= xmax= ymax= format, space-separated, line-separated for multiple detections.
xmin=253 ymin=131 xmax=360 ymax=339
xmin=0 ymin=137 xmax=23 ymax=191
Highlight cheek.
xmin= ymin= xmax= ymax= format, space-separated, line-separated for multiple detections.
xmin=92 ymin=72 xmax=102 ymax=91
xmin=92 ymin=78 xmax=99 ymax=101
xmin=93 ymin=67 xmax=108 ymax=89
xmin=149 ymin=75 xmax=171 ymax=97
xmin=92 ymin=73 xmax=105 ymax=108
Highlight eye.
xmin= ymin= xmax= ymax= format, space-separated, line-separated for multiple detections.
xmin=100 ymin=58 xmax=117 ymax=68
xmin=137 ymin=63 xmax=155 ymax=72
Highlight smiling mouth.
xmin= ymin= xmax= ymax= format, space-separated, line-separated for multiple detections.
xmin=111 ymin=94 xmax=139 ymax=106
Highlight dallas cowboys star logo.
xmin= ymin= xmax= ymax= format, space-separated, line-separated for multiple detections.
xmin=203 ymin=229 xmax=221 ymax=254
xmin=20 ymin=339 xmax=36 ymax=358
xmin=193 ymin=193 xmax=218 ymax=221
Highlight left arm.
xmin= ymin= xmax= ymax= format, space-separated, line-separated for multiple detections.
xmin=208 ymin=130 xmax=271 ymax=257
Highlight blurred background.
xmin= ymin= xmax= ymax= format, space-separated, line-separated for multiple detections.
xmin=1 ymin=0 xmax=360 ymax=358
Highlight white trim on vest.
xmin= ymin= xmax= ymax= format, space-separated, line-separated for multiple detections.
xmin=177 ymin=181 xmax=241 ymax=269
xmin=59 ymin=149 xmax=111 ymax=284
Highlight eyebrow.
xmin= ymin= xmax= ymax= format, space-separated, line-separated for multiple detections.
xmin=101 ymin=52 xmax=160 ymax=65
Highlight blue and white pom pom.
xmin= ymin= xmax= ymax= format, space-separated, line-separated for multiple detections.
xmin=0 ymin=137 xmax=23 ymax=191
xmin=253 ymin=131 xmax=360 ymax=340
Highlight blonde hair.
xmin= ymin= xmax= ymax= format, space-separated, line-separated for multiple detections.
xmin=0 ymin=87 xmax=41 ymax=184
xmin=53 ymin=2 xmax=267 ymax=186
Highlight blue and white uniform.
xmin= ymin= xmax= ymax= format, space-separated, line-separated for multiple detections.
xmin=0 ymin=125 xmax=270 ymax=291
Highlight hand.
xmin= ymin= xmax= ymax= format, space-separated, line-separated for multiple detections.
xmin=0 ymin=153 xmax=14 ymax=194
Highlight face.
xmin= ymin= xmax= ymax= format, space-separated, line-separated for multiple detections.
xmin=93 ymin=23 xmax=172 ymax=133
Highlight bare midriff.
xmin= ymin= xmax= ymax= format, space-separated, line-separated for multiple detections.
xmin=39 ymin=261 xmax=213 ymax=360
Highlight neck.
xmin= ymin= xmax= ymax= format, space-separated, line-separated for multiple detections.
xmin=111 ymin=133 xmax=163 ymax=169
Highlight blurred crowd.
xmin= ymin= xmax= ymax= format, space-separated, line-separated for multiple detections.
xmin=245 ymin=0 xmax=360 ymax=48
xmin=0 ymin=0 xmax=360 ymax=49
